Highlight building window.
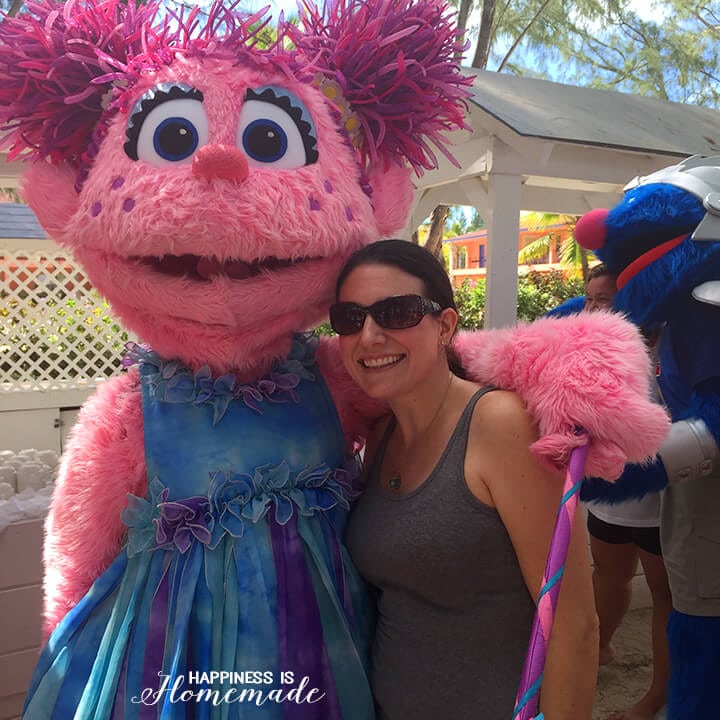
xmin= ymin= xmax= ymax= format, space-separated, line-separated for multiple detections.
xmin=457 ymin=246 xmax=467 ymax=269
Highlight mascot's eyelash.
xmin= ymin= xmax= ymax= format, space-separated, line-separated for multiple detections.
xmin=124 ymin=83 xmax=204 ymax=161
xmin=245 ymin=87 xmax=318 ymax=164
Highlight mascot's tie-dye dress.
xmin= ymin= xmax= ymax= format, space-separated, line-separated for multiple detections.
xmin=24 ymin=334 xmax=374 ymax=720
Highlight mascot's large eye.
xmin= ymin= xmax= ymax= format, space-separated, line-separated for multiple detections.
xmin=124 ymin=84 xmax=209 ymax=166
xmin=237 ymin=86 xmax=318 ymax=169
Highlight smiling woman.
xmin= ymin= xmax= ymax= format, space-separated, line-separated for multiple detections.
xmin=335 ymin=239 xmax=599 ymax=720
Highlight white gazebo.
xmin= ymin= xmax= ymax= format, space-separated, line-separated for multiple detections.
xmin=406 ymin=68 xmax=720 ymax=327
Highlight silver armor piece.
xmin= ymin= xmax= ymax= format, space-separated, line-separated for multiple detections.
xmin=692 ymin=280 xmax=720 ymax=307
xmin=659 ymin=417 xmax=720 ymax=485
xmin=623 ymin=155 xmax=720 ymax=243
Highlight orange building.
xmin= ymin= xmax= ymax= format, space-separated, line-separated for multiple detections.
xmin=444 ymin=222 xmax=574 ymax=287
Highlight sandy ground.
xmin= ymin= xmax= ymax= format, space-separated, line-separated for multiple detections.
xmin=592 ymin=607 xmax=664 ymax=720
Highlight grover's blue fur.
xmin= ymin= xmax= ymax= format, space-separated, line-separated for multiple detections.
xmin=544 ymin=295 xmax=585 ymax=318
xmin=580 ymin=177 xmax=720 ymax=503
xmin=667 ymin=611 xmax=720 ymax=718
xmin=580 ymin=460 xmax=668 ymax=502
xmin=614 ymin=237 xmax=720 ymax=328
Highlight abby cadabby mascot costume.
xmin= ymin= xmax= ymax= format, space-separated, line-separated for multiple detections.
xmin=575 ymin=156 xmax=720 ymax=720
xmin=0 ymin=0 xmax=669 ymax=717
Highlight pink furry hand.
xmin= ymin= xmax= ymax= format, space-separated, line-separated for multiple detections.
xmin=454 ymin=313 xmax=670 ymax=480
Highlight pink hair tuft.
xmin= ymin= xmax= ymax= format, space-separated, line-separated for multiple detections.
xmin=0 ymin=0 xmax=275 ymax=167
xmin=0 ymin=0 xmax=162 ymax=164
xmin=283 ymin=0 xmax=473 ymax=175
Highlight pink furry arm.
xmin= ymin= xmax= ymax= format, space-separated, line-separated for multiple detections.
xmin=454 ymin=313 xmax=670 ymax=480
xmin=316 ymin=336 xmax=390 ymax=453
xmin=43 ymin=371 xmax=147 ymax=637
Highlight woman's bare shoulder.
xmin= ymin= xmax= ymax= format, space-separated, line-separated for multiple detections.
xmin=473 ymin=388 xmax=538 ymax=441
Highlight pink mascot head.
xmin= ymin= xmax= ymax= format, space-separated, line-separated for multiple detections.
xmin=0 ymin=0 xmax=471 ymax=374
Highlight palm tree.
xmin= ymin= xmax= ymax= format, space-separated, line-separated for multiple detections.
xmin=517 ymin=212 xmax=593 ymax=279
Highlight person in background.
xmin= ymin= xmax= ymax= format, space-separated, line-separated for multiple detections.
xmin=584 ymin=263 xmax=619 ymax=313
xmin=582 ymin=264 xmax=671 ymax=720
xmin=332 ymin=239 xmax=599 ymax=720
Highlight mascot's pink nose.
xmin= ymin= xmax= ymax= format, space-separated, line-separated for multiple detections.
xmin=575 ymin=207 xmax=609 ymax=250
xmin=192 ymin=145 xmax=249 ymax=182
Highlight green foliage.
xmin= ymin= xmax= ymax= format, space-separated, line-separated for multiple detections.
xmin=314 ymin=322 xmax=334 ymax=337
xmin=454 ymin=277 xmax=486 ymax=329
xmin=516 ymin=213 xmax=595 ymax=279
xmin=467 ymin=209 xmax=485 ymax=231
xmin=1 ymin=290 xmax=128 ymax=383
xmin=516 ymin=270 xmax=585 ymax=321
xmin=443 ymin=206 xmax=486 ymax=239
xmin=462 ymin=0 xmax=720 ymax=108
xmin=454 ymin=270 xmax=584 ymax=329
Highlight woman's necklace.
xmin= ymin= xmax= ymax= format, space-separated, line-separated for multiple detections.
xmin=388 ymin=374 xmax=454 ymax=491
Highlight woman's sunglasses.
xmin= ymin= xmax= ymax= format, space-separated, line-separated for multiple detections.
xmin=329 ymin=294 xmax=442 ymax=336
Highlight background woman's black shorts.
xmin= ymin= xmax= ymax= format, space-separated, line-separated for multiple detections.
xmin=586 ymin=511 xmax=662 ymax=555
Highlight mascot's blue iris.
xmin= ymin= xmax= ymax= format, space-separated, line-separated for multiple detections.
xmin=153 ymin=116 xmax=200 ymax=162
xmin=242 ymin=118 xmax=288 ymax=163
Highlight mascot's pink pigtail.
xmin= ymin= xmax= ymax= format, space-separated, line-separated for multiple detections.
xmin=0 ymin=0 xmax=271 ymax=183
xmin=282 ymin=0 xmax=473 ymax=174
xmin=0 ymin=0 xmax=162 ymax=165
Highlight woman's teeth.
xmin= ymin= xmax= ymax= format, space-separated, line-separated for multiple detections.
xmin=361 ymin=355 xmax=403 ymax=368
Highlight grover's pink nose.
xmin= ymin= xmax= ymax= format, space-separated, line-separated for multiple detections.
xmin=192 ymin=145 xmax=249 ymax=182
xmin=575 ymin=208 xmax=609 ymax=250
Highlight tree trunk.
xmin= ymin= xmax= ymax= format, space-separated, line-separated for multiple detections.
xmin=580 ymin=246 xmax=590 ymax=281
xmin=472 ymin=0 xmax=498 ymax=69
xmin=7 ymin=0 xmax=25 ymax=17
xmin=424 ymin=205 xmax=450 ymax=259
xmin=456 ymin=0 xmax=473 ymax=35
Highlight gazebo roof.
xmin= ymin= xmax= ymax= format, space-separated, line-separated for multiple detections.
xmin=0 ymin=202 xmax=46 ymax=239
xmin=465 ymin=68 xmax=720 ymax=158
xmin=406 ymin=68 xmax=720 ymax=232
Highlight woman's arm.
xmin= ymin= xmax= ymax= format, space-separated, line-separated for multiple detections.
xmin=467 ymin=389 xmax=599 ymax=720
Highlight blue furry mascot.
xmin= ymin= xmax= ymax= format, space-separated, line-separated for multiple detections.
xmin=575 ymin=156 xmax=720 ymax=720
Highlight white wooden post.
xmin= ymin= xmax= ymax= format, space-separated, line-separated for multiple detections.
xmin=484 ymin=172 xmax=521 ymax=328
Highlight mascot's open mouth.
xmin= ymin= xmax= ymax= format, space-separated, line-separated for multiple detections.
xmin=133 ymin=254 xmax=315 ymax=281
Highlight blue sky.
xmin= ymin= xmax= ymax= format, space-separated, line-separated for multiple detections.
xmin=244 ymin=0 xmax=300 ymax=18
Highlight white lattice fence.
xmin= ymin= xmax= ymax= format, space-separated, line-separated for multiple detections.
xmin=1 ymin=247 xmax=130 ymax=392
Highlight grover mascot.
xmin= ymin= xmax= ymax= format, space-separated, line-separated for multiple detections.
xmin=0 ymin=1 xmax=668 ymax=717
xmin=575 ymin=155 xmax=720 ymax=720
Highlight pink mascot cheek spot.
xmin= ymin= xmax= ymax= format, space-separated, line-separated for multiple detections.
xmin=91 ymin=201 xmax=102 ymax=217
xmin=309 ymin=197 xmax=321 ymax=211
xmin=575 ymin=207 xmax=609 ymax=250
xmin=111 ymin=176 xmax=125 ymax=190
xmin=323 ymin=180 xmax=333 ymax=193
xmin=123 ymin=198 xmax=135 ymax=212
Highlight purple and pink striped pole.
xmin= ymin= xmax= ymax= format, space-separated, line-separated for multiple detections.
xmin=512 ymin=440 xmax=589 ymax=720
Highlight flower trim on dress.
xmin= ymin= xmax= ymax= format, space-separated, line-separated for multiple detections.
xmin=122 ymin=333 xmax=318 ymax=425
xmin=122 ymin=458 xmax=360 ymax=556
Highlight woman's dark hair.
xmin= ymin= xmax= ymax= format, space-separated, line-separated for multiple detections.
xmin=335 ymin=239 xmax=467 ymax=378
xmin=585 ymin=263 xmax=617 ymax=284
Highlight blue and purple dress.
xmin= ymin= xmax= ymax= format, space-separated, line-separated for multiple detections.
xmin=24 ymin=334 xmax=374 ymax=720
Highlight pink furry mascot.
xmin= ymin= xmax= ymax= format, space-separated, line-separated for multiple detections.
xmin=0 ymin=0 xmax=667 ymax=717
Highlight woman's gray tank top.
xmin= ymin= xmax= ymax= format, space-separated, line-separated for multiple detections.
xmin=346 ymin=387 xmax=534 ymax=720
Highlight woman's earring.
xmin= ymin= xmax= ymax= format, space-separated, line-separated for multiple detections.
xmin=441 ymin=339 xmax=448 ymax=347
